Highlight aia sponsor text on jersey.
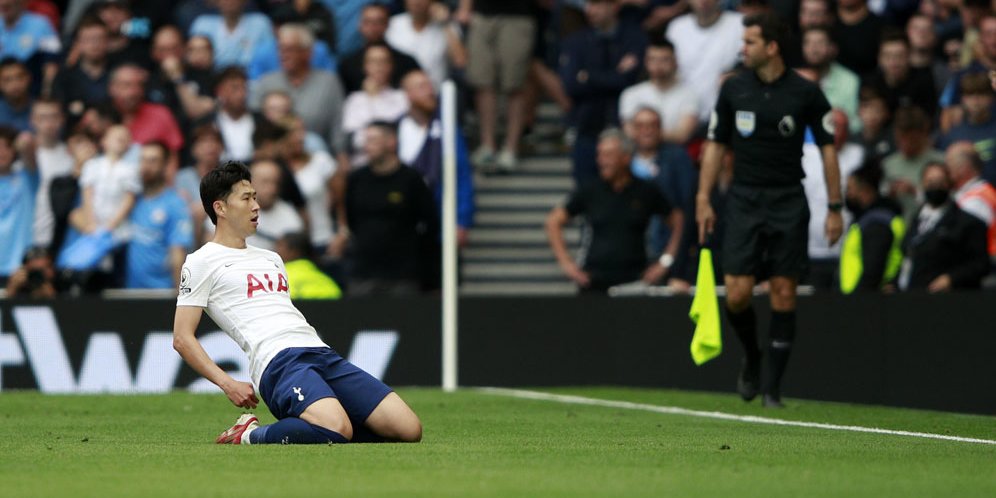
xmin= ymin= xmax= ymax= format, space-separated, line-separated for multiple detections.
xmin=246 ymin=273 xmax=289 ymax=298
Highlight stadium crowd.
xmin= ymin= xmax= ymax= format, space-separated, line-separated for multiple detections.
xmin=1 ymin=0 xmax=995 ymax=298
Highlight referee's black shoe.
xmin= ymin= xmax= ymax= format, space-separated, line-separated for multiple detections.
xmin=762 ymin=393 xmax=785 ymax=409
xmin=737 ymin=359 xmax=760 ymax=402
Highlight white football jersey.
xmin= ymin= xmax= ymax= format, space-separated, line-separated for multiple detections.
xmin=176 ymin=242 xmax=329 ymax=386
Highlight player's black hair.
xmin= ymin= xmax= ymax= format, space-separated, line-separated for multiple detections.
xmin=743 ymin=12 xmax=790 ymax=56
xmin=200 ymin=161 xmax=252 ymax=226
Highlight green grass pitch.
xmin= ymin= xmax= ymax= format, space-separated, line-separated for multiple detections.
xmin=1 ymin=387 xmax=994 ymax=497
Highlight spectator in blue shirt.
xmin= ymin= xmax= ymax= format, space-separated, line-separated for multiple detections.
xmin=125 ymin=141 xmax=194 ymax=289
xmin=321 ymin=0 xmax=373 ymax=57
xmin=0 ymin=0 xmax=60 ymax=94
xmin=247 ymin=34 xmax=337 ymax=81
xmin=0 ymin=125 xmax=38 ymax=284
xmin=189 ymin=0 xmax=276 ymax=70
xmin=0 ymin=58 xmax=33 ymax=131
xmin=627 ymin=107 xmax=697 ymax=287
xmin=938 ymin=73 xmax=996 ymax=186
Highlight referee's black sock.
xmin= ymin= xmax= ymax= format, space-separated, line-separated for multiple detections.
xmin=765 ymin=310 xmax=796 ymax=398
xmin=726 ymin=306 xmax=760 ymax=368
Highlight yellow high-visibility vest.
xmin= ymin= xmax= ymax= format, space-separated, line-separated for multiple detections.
xmin=840 ymin=210 xmax=905 ymax=294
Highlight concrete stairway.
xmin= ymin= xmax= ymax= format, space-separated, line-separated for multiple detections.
xmin=460 ymin=156 xmax=581 ymax=296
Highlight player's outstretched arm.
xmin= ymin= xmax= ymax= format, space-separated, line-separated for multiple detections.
xmin=173 ymin=306 xmax=258 ymax=409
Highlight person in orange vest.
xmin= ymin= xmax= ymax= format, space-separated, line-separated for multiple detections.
xmin=945 ymin=141 xmax=996 ymax=257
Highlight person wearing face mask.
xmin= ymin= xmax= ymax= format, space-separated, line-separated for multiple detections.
xmin=897 ymin=162 xmax=990 ymax=292
xmin=838 ymin=162 xmax=905 ymax=294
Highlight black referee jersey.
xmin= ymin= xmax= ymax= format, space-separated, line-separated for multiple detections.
xmin=707 ymin=69 xmax=834 ymax=187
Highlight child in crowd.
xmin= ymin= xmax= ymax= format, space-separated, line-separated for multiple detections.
xmin=69 ymin=125 xmax=140 ymax=239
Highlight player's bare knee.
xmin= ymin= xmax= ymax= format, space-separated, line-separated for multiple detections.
xmin=316 ymin=416 xmax=353 ymax=441
xmin=398 ymin=416 xmax=423 ymax=443
xmin=301 ymin=399 xmax=354 ymax=440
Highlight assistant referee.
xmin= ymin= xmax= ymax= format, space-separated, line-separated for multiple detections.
xmin=696 ymin=13 xmax=844 ymax=408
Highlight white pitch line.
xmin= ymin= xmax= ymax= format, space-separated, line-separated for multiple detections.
xmin=478 ymin=387 xmax=996 ymax=446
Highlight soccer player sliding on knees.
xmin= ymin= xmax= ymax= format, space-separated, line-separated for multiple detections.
xmin=172 ymin=162 xmax=422 ymax=444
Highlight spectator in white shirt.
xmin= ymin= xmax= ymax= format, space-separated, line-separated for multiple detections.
xmin=69 ymin=125 xmax=139 ymax=239
xmin=27 ymin=99 xmax=74 ymax=249
xmin=666 ymin=0 xmax=744 ymax=123
xmin=246 ymin=159 xmax=304 ymax=251
xmin=386 ymin=0 xmax=467 ymax=88
xmin=280 ymin=116 xmax=338 ymax=256
xmin=341 ymin=43 xmax=410 ymax=166
xmin=619 ymin=37 xmax=700 ymax=145
xmin=214 ymin=67 xmax=256 ymax=163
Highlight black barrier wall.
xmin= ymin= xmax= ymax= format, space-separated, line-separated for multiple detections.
xmin=1 ymin=294 xmax=993 ymax=414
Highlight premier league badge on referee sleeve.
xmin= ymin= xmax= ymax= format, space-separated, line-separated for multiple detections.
xmin=735 ymin=111 xmax=755 ymax=137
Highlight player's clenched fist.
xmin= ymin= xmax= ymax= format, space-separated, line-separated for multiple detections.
xmin=223 ymin=380 xmax=258 ymax=409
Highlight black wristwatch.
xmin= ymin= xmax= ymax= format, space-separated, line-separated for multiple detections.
xmin=827 ymin=201 xmax=843 ymax=212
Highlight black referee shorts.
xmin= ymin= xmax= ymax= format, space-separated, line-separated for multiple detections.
xmin=722 ymin=183 xmax=810 ymax=279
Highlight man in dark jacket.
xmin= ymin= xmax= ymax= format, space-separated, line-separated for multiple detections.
xmin=559 ymin=0 xmax=647 ymax=185
xmin=337 ymin=3 xmax=420 ymax=94
xmin=899 ymin=162 xmax=990 ymax=291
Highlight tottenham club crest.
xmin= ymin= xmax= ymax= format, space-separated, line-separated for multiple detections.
xmin=778 ymin=115 xmax=796 ymax=137
xmin=735 ymin=111 xmax=756 ymax=137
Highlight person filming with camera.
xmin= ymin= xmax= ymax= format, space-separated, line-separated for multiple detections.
xmin=5 ymin=246 xmax=60 ymax=299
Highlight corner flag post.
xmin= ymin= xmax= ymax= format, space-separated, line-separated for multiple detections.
xmin=441 ymin=80 xmax=458 ymax=392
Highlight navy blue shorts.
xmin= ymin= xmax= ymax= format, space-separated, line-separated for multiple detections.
xmin=258 ymin=347 xmax=393 ymax=425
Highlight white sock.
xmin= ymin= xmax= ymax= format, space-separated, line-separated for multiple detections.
xmin=240 ymin=425 xmax=256 ymax=445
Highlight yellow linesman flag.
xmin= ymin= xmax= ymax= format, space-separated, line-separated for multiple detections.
xmin=688 ymin=248 xmax=722 ymax=365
